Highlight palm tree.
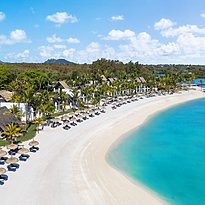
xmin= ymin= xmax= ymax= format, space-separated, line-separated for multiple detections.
xmin=1 ymin=124 xmax=22 ymax=143
xmin=33 ymin=117 xmax=44 ymax=133
xmin=4 ymin=105 xmax=24 ymax=120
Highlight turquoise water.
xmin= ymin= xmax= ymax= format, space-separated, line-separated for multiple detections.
xmin=107 ymin=98 xmax=205 ymax=205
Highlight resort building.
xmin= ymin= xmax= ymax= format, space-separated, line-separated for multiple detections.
xmin=0 ymin=106 xmax=21 ymax=133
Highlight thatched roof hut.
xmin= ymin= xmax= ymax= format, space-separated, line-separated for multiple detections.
xmin=101 ymin=75 xmax=107 ymax=82
xmin=0 ymin=107 xmax=21 ymax=132
xmin=54 ymin=81 xmax=69 ymax=89
xmin=0 ymin=90 xmax=13 ymax=102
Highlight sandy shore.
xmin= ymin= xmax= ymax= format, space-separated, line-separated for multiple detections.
xmin=0 ymin=90 xmax=204 ymax=205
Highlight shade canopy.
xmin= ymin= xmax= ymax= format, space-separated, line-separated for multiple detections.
xmin=29 ymin=140 xmax=39 ymax=147
xmin=0 ymin=167 xmax=6 ymax=174
xmin=7 ymin=143 xmax=18 ymax=150
xmin=63 ymin=121 xmax=69 ymax=125
xmin=18 ymin=148 xmax=29 ymax=154
xmin=0 ymin=149 xmax=7 ymax=157
xmin=6 ymin=156 xmax=18 ymax=164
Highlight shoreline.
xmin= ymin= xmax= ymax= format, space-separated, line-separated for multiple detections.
xmin=77 ymin=90 xmax=205 ymax=205
xmin=0 ymin=90 xmax=204 ymax=205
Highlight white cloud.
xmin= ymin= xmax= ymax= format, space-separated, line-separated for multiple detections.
xmin=0 ymin=12 xmax=5 ymax=21
xmin=39 ymin=45 xmax=75 ymax=59
xmin=46 ymin=12 xmax=78 ymax=25
xmin=46 ymin=34 xmax=63 ymax=43
xmin=201 ymin=13 xmax=205 ymax=18
xmin=67 ymin=37 xmax=80 ymax=43
xmin=86 ymin=42 xmax=100 ymax=52
xmin=10 ymin=29 xmax=27 ymax=41
xmin=16 ymin=50 xmax=30 ymax=58
xmin=154 ymin=18 xmax=175 ymax=30
xmin=111 ymin=15 xmax=124 ymax=21
xmin=62 ymin=48 xmax=75 ymax=58
xmin=5 ymin=50 xmax=30 ymax=60
xmin=105 ymin=29 xmax=135 ymax=40
xmin=39 ymin=46 xmax=54 ymax=58
xmin=53 ymin=44 xmax=67 ymax=49
xmin=161 ymin=24 xmax=205 ymax=37
xmin=0 ymin=29 xmax=30 ymax=45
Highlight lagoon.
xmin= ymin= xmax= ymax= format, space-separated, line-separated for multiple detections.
xmin=108 ymin=98 xmax=205 ymax=205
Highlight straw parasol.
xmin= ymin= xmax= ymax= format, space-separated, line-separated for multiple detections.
xmin=6 ymin=156 xmax=18 ymax=164
xmin=29 ymin=140 xmax=39 ymax=147
xmin=0 ymin=149 xmax=7 ymax=157
xmin=7 ymin=143 xmax=18 ymax=150
xmin=18 ymin=148 xmax=29 ymax=155
xmin=63 ymin=121 xmax=70 ymax=125
xmin=54 ymin=118 xmax=61 ymax=123
xmin=0 ymin=167 xmax=6 ymax=174
xmin=40 ymin=121 xmax=46 ymax=125
xmin=63 ymin=114 xmax=69 ymax=119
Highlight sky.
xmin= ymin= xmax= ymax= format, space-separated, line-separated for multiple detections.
xmin=0 ymin=0 xmax=205 ymax=64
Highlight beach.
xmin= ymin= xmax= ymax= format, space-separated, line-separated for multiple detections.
xmin=0 ymin=90 xmax=204 ymax=205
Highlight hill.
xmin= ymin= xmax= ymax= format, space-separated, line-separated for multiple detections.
xmin=44 ymin=59 xmax=75 ymax=65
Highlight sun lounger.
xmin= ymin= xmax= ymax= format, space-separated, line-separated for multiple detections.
xmin=0 ymin=160 xmax=5 ymax=165
xmin=0 ymin=180 xmax=4 ymax=185
xmin=7 ymin=165 xmax=16 ymax=172
xmin=8 ymin=150 xmax=17 ymax=155
xmin=0 ymin=174 xmax=8 ymax=181
xmin=19 ymin=156 xmax=28 ymax=161
xmin=0 ymin=157 xmax=8 ymax=161
xmin=21 ymin=154 xmax=30 ymax=158
xmin=30 ymin=146 xmax=39 ymax=152
xmin=10 ymin=163 xmax=20 ymax=169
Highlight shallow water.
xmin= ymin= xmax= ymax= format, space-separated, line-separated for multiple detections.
xmin=107 ymin=98 xmax=205 ymax=205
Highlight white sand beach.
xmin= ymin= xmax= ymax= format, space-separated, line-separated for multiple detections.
xmin=0 ymin=90 xmax=204 ymax=205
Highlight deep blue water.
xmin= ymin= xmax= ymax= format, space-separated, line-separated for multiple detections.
xmin=107 ymin=98 xmax=205 ymax=205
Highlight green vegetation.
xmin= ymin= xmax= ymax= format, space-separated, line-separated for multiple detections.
xmin=0 ymin=58 xmax=202 ymax=146
xmin=17 ymin=124 xmax=37 ymax=142
xmin=0 ymin=124 xmax=37 ymax=146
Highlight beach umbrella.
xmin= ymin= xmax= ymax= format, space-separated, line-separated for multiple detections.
xmin=40 ymin=121 xmax=46 ymax=125
xmin=7 ymin=144 xmax=18 ymax=150
xmin=29 ymin=140 xmax=39 ymax=147
xmin=63 ymin=114 xmax=69 ymax=119
xmin=63 ymin=121 xmax=70 ymax=125
xmin=54 ymin=118 xmax=61 ymax=123
xmin=0 ymin=168 xmax=6 ymax=174
xmin=18 ymin=148 xmax=29 ymax=155
xmin=6 ymin=156 xmax=18 ymax=164
xmin=0 ymin=149 xmax=7 ymax=157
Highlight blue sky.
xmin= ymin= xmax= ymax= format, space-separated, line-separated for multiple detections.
xmin=0 ymin=0 xmax=205 ymax=64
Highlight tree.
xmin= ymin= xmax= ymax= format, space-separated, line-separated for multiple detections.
xmin=4 ymin=105 xmax=24 ymax=120
xmin=2 ymin=124 xmax=22 ymax=142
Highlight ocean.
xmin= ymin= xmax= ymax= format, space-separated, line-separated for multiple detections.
xmin=107 ymin=98 xmax=205 ymax=205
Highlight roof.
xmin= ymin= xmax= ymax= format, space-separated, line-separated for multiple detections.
xmin=108 ymin=78 xmax=115 ymax=83
xmin=101 ymin=75 xmax=107 ymax=81
xmin=139 ymin=77 xmax=146 ymax=83
xmin=0 ymin=90 xmax=13 ymax=102
xmin=0 ymin=106 xmax=21 ymax=131
xmin=54 ymin=81 xmax=69 ymax=89
xmin=135 ymin=77 xmax=141 ymax=83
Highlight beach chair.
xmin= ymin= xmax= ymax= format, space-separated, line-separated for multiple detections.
xmin=0 ymin=174 xmax=8 ymax=181
xmin=1 ymin=157 xmax=8 ymax=161
xmin=21 ymin=154 xmax=30 ymax=158
xmin=10 ymin=163 xmax=20 ymax=169
xmin=0 ymin=160 xmax=5 ymax=165
xmin=19 ymin=156 xmax=28 ymax=161
xmin=0 ymin=180 xmax=4 ymax=185
xmin=7 ymin=165 xmax=16 ymax=172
